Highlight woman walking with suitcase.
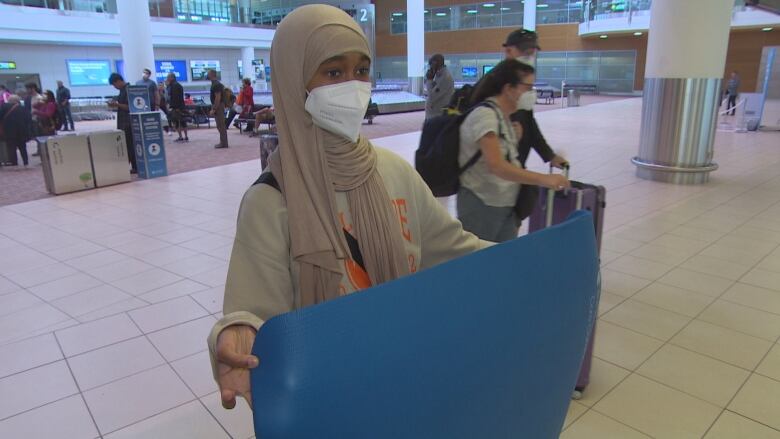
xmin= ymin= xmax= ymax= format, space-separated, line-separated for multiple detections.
xmin=456 ymin=59 xmax=570 ymax=242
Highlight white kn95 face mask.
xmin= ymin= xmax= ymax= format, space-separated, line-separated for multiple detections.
xmin=305 ymin=80 xmax=372 ymax=143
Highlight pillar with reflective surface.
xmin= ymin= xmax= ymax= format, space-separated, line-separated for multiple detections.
xmin=633 ymin=0 xmax=733 ymax=184
xmin=523 ymin=0 xmax=536 ymax=31
xmin=116 ymin=0 xmax=156 ymax=83
xmin=241 ymin=47 xmax=255 ymax=81
xmin=407 ymin=0 xmax=424 ymax=96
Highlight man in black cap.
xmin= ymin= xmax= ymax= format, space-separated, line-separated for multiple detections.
xmin=502 ymin=29 xmax=567 ymax=171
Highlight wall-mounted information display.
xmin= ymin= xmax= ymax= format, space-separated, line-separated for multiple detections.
xmin=67 ymin=60 xmax=111 ymax=86
xmin=191 ymin=60 xmax=221 ymax=81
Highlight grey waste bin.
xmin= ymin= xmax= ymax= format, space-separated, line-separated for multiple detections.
xmin=566 ymin=89 xmax=580 ymax=107
xmin=259 ymin=134 xmax=279 ymax=170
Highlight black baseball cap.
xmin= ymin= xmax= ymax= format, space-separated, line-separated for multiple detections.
xmin=503 ymin=29 xmax=541 ymax=51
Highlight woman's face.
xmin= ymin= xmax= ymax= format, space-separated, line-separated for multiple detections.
xmin=306 ymin=51 xmax=371 ymax=92
xmin=508 ymin=72 xmax=535 ymax=101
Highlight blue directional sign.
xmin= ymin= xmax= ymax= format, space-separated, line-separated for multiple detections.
xmin=130 ymin=111 xmax=167 ymax=179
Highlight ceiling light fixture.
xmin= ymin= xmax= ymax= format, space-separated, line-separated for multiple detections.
xmin=633 ymin=32 xmax=643 ymax=36
xmin=483 ymin=3 xmax=496 ymax=8
xmin=467 ymin=9 xmax=478 ymax=14
xmin=436 ymin=12 xmax=447 ymax=16
xmin=599 ymin=34 xmax=608 ymax=39
xmin=762 ymin=27 xmax=773 ymax=32
xmin=392 ymin=12 xmax=403 ymax=17
xmin=537 ymin=4 xmax=549 ymax=8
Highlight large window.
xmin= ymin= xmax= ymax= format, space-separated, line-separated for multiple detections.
xmin=390 ymin=0 xmax=583 ymax=35
xmin=536 ymin=50 xmax=636 ymax=92
xmin=375 ymin=50 xmax=637 ymax=93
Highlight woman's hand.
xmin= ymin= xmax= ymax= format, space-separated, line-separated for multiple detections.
xmin=541 ymin=174 xmax=571 ymax=191
xmin=550 ymin=155 xmax=569 ymax=170
xmin=216 ymin=325 xmax=259 ymax=409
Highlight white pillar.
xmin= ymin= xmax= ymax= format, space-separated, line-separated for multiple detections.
xmin=523 ymin=0 xmax=536 ymax=31
xmin=241 ymin=46 xmax=254 ymax=80
xmin=407 ymin=0 xmax=424 ymax=95
xmin=633 ymin=0 xmax=734 ymax=184
xmin=116 ymin=0 xmax=155 ymax=83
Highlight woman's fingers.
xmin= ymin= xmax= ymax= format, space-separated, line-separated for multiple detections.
xmin=221 ymin=388 xmax=237 ymax=410
xmin=217 ymin=343 xmax=259 ymax=369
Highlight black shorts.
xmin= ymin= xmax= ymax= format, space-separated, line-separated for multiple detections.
xmin=170 ymin=109 xmax=187 ymax=128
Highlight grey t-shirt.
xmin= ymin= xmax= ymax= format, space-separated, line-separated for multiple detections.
xmin=136 ymin=78 xmax=158 ymax=109
xmin=458 ymin=99 xmax=521 ymax=207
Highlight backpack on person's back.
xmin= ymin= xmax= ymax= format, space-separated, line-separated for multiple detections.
xmin=415 ymin=101 xmax=502 ymax=197
xmin=445 ymin=84 xmax=475 ymax=116
xmin=222 ymin=87 xmax=236 ymax=106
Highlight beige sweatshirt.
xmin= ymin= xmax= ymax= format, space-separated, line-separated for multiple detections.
xmin=208 ymin=148 xmax=490 ymax=379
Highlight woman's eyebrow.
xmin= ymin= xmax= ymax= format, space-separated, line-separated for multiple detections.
xmin=321 ymin=55 xmax=346 ymax=64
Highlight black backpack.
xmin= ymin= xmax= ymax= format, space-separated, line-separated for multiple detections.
xmin=415 ymin=102 xmax=503 ymax=197
xmin=446 ymin=84 xmax=475 ymax=115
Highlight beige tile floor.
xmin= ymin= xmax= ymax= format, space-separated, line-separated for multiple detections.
xmin=0 ymin=97 xmax=779 ymax=438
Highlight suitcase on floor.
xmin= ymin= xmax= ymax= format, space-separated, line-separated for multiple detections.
xmin=527 ymin=166 xmax=606 ymax=398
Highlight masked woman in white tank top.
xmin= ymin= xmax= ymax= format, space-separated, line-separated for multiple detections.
xmin=457 ymin=59 xmax=570 ymax=242
xmin=207 ymin=4 xmax=491 ymax=412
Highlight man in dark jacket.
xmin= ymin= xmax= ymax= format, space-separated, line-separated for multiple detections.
xmin=107 ymin=73 xmax=137 ymax=174
xmin=0 ymin=95 xmax=32 ymax=166
xmin=502 ymin=29 xmax=567 ymax=170
xmin=56 ymin=80 xmax=75 ymax=131
xmin=165 ymin=72 xmax=188 ymax=142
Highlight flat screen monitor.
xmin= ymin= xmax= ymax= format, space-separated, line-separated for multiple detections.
xmin=191 ymin=60 xmax=221 ymax=81
xmin=156 ymin=60 xmax=188 ymax=82
xmin=67 ymin=60 xmax=111 ymax=86
xmin=483 ymin=65 xmax=494 ymax=75
xmin=462 ymin=66 xmax=477 ymax=78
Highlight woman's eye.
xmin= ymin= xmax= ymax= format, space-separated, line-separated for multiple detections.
xmin=357 ymin=67 xmax=371 ymax=76
xmin=326 ymin=69 xmax=342 ymax=78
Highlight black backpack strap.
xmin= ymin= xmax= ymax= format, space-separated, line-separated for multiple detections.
xmin=252 ymin=171 xmax=280 ymax=191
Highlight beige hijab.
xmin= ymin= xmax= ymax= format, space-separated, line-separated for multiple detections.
xmin=268 ymin=4 xmax=409 ymax=307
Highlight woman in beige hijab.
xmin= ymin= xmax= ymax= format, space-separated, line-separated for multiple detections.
xmin=209 ymin=4 xmax=489 ymax=410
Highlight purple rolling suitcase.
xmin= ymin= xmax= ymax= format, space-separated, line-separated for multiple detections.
xmin=527 ymin=166 xmax=605 ymax=398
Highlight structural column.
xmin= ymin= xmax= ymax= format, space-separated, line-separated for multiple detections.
xmin=241 ymin=46 xmax=255 ymax=80
xmin=632 ymin=0 xmax=733 ymax=184
xmin=523 ymin=0 xmax=536 ymax=31
xmin=407 ymin=0 xmax=424 ymax=96
xmin=116 ymin=0 xmax=156 ymax=83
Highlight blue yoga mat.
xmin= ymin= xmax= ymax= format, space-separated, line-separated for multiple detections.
xmin=251 ymin=211 xmax=599 ymax=439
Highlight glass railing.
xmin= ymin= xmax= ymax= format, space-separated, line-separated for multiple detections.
xmin=0 ymin=0 xmax=267 ymax=25
xmin=580 ymin=0 xmax=651 ymax=23
xmin=0 ymin=0 xmax=116 ymax=13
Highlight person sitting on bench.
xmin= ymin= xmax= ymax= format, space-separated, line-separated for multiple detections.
xmin=249 ymin=106 xmax=275 ymax=137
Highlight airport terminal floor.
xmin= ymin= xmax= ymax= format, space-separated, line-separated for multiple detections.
xmin=1 ymin=97 xmax=780 ymax=438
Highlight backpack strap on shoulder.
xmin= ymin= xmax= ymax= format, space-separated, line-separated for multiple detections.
xmin=252 ymin=172 xmax=280 ymax=192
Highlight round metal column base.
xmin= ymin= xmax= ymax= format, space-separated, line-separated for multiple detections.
xmin=632 ymin=157 xmax=718 ymax=185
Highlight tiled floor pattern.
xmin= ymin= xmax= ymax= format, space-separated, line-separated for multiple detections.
xmin=0 ymin=95 xmax=627 ymax=207
xmin=0 ymin=97 xmax=778 ymax=438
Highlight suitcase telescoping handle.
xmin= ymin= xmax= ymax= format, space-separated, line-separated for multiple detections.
xmin=544 ymin=163 xmax=581 ymax=228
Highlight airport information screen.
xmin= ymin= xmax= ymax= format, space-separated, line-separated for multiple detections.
xmin=191 ymin=60 xmax=220 ymax=81
xmin=155 ymin=60 xmax=188 ymax=81
xmin=67 ymin=60 xmax=111 ymax=86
